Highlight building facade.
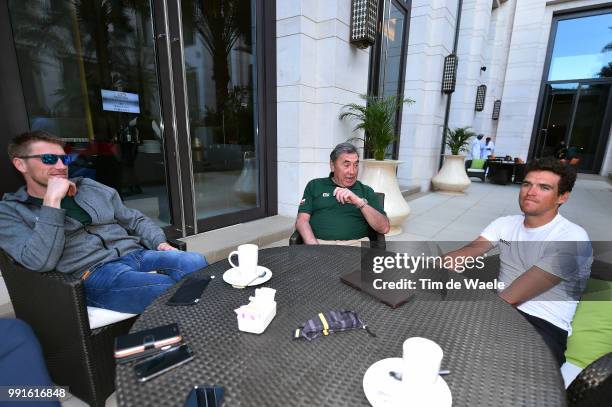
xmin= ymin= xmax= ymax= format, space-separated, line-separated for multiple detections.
xmin=277 ymin=0 xmax=612 ymax=218
xmin=0 ymin=0 xmax=610 ymax=232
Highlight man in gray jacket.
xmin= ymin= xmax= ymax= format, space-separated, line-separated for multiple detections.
xmin=0 ymin=131 xmax=207 ymax=313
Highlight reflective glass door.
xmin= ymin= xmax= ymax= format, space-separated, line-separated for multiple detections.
xmin=567 ymin=83 xmax=611 ymax=171
xmin=536 ymin=83 xmax=578 ymax=158
xmin=7 ymin=0 xmax=172 ymax=226
xmin=536 ymin=82 xmax=611 ymax=172
xmin=533 ymin=9 xmax=612 ymax=173
xmin=180 ymin=0 xmax=265 ymax=229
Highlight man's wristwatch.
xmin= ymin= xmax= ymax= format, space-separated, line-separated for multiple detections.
xmin=357 ymin=198 xmax=368 ymax=209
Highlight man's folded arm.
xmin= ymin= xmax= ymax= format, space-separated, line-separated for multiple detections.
xmin=109 ymin=188 xmax=167 ymax=249
xmin=361 ymin=204 xmax=390 ymax=234
xmin=0 ymin=205 xmax=66 ymax=272
xmin=498 ymin=265 xmax=562 ymax=307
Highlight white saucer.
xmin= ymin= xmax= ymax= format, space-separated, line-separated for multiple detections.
xmin=363 ymin=358 xmax=452 ymax=407
xmin=222 ymin=266 xmax=272 ymax=287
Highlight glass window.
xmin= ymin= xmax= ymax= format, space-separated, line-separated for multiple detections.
xmin=370 ymin=0 xmax=409 ymax=159
xmin=568 ymin=83 xmax=611 ymax=170
xmin=548 ymin=12 xmax=612 ymax=81
xmin=181 ymin=0 xmax=260 ymax=220
xmin=8 ymin=0 xmax=171 ymax=226
xmin=379 ymin=1 xmax=407 ymax=98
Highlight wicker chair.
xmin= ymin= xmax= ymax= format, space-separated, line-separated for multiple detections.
xmin=289 ymin=193 xmax=386 ymax=249
xmin=0 ymin=239 xmax=186 ymax=407
xmin=567 ymin=352 xmax=612 ymax=407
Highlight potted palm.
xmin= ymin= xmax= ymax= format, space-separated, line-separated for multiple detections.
xmin=339 ymin=95 xmax=414 ymax=235
xmin=431 ymin=126 xmax=475 ymax=193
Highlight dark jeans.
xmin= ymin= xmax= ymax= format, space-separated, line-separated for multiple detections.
xmin=84 ymin=249 xmax=207 ymax=314
xmin=519 ymin=310 xmax=568 ymax=366
xmin=0 ymin=319 xmax=60 ymax=407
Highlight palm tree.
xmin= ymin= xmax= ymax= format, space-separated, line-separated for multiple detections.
xmin=339 ymin=95 xmax=413 ymax=160
xmin=189 ymin=0 xmax=250 ymax=114
xmin=444 ymin=127 xmax=475 ymax=155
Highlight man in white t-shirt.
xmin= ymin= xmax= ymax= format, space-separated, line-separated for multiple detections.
xmin=444 ymin=157 xmax=592 ymax=366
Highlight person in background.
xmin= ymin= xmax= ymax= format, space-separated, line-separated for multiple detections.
xmin=478 ymin=134 xmax=487 ymax=159
xmin=468 ymin=135 xmax=484 ymax=160
xmin=485 ymin=137 xmax=495 ymax=158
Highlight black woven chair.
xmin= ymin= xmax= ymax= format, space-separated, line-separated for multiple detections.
xmin=289 ymin=192 xmax=386 ymax=249
xmin=567 ymin=352 xmax=612 ymax=407
xmin=0 ymin=239 xmax=186 ymax=407
xmin=487 ymin=161 xmax=514 ymax=185
xmin=513 ymin=163 xmax=526 ymax=184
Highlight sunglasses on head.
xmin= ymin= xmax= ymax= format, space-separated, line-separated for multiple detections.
xmin=18 ymin=154 xmax=74 ymax=165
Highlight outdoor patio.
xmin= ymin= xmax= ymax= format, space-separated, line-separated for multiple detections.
xmin=1 ymin=174 xmax=610 ymax=407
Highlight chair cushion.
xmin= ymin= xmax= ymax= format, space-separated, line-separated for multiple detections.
xmin=565 ymin=279 xmax=612 ymax=369
xmin=87 ymin=306 xmax=136 ymax=330
xmin=561 ymin=360 xmax=584 ymax=388
xmin=470 ymin=159 xmax=486 ymax=169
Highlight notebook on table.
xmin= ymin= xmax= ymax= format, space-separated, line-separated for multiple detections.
xmin=340 ymin=271 xmax=414 ymax=309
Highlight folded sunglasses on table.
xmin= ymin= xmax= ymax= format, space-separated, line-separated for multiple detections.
xmin=293 ymin=309 xmax=375 ymax=341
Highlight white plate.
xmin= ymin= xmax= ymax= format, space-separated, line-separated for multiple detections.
xmin=222 ymin=266 xmax=272 ymax=288
xmin=363 ymin=357 xmax=452 ymax=407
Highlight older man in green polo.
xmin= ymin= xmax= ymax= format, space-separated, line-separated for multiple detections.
xmin=295 ymin=143 xmax=390 ymax=245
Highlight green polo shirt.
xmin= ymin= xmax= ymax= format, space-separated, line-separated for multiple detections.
xmin=28 ymin=196 xmax=92 ymax=226
xmin=298 ymin=173 xmax=385 ymax=240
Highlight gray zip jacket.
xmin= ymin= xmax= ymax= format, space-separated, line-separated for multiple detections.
xmin=0 ymin=177 xmax=167 ymax=278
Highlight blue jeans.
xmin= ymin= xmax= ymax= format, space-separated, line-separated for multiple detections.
xmin=83 ymin=249 xmax=207 ymax=313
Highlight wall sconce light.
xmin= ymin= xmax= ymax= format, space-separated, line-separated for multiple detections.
xmin=350 ymin=0 xmax=378 ymax=49
xmin=442 ymin=54 xmax=458 ymax=94
xmin=492 ymin=99 xmax=501 ymax=120
xmin=475 ymin=85 xmax=487 ymax=111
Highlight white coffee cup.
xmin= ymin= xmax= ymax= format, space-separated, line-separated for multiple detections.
xmin=228 ymin=244 xmax=259 ymax=278
xmin=401 ymin=337 xmax=443 ymax=393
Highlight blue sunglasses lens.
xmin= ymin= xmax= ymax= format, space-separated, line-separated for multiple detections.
xmin=40 ymin=154 xmax=73 ymax=165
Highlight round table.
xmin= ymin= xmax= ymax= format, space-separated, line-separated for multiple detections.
xmin=116 ymin=246 xmax=566 ymax=406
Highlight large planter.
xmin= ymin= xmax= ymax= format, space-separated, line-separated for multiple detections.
xmin=431 ymin=154 xmax=471 ymax=193
xmin=360 ymin=159 xmax=411 ymax=236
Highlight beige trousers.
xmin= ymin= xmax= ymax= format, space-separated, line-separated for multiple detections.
xmin=316 ymin=237 xmax=370 ymax=247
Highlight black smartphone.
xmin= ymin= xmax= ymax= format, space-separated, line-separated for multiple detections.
xmin=115 ymin=323 xmax=182 ymax=359
xmin=167 ymin=276 xmax=212 ymax=306
xmin=184 ymin=385 xmax=224 ymax=407
xmin=134 ymin=344 xmax=194 ymax=382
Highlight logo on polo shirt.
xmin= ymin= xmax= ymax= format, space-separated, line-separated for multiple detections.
xmin=322 ymin=193 xmax=330 ymax=197
xmin=499 ymin=238 xmax=510 ymax=246
xmin=299 ymin=198 xmax=306 ymax=205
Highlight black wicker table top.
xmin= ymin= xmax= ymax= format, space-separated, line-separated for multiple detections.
xmin=116 ymin=246 xmax=566 ymax=406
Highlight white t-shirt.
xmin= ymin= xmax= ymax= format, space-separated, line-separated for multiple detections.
xmin=480 ymin=214 xmax=592 ymax=334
